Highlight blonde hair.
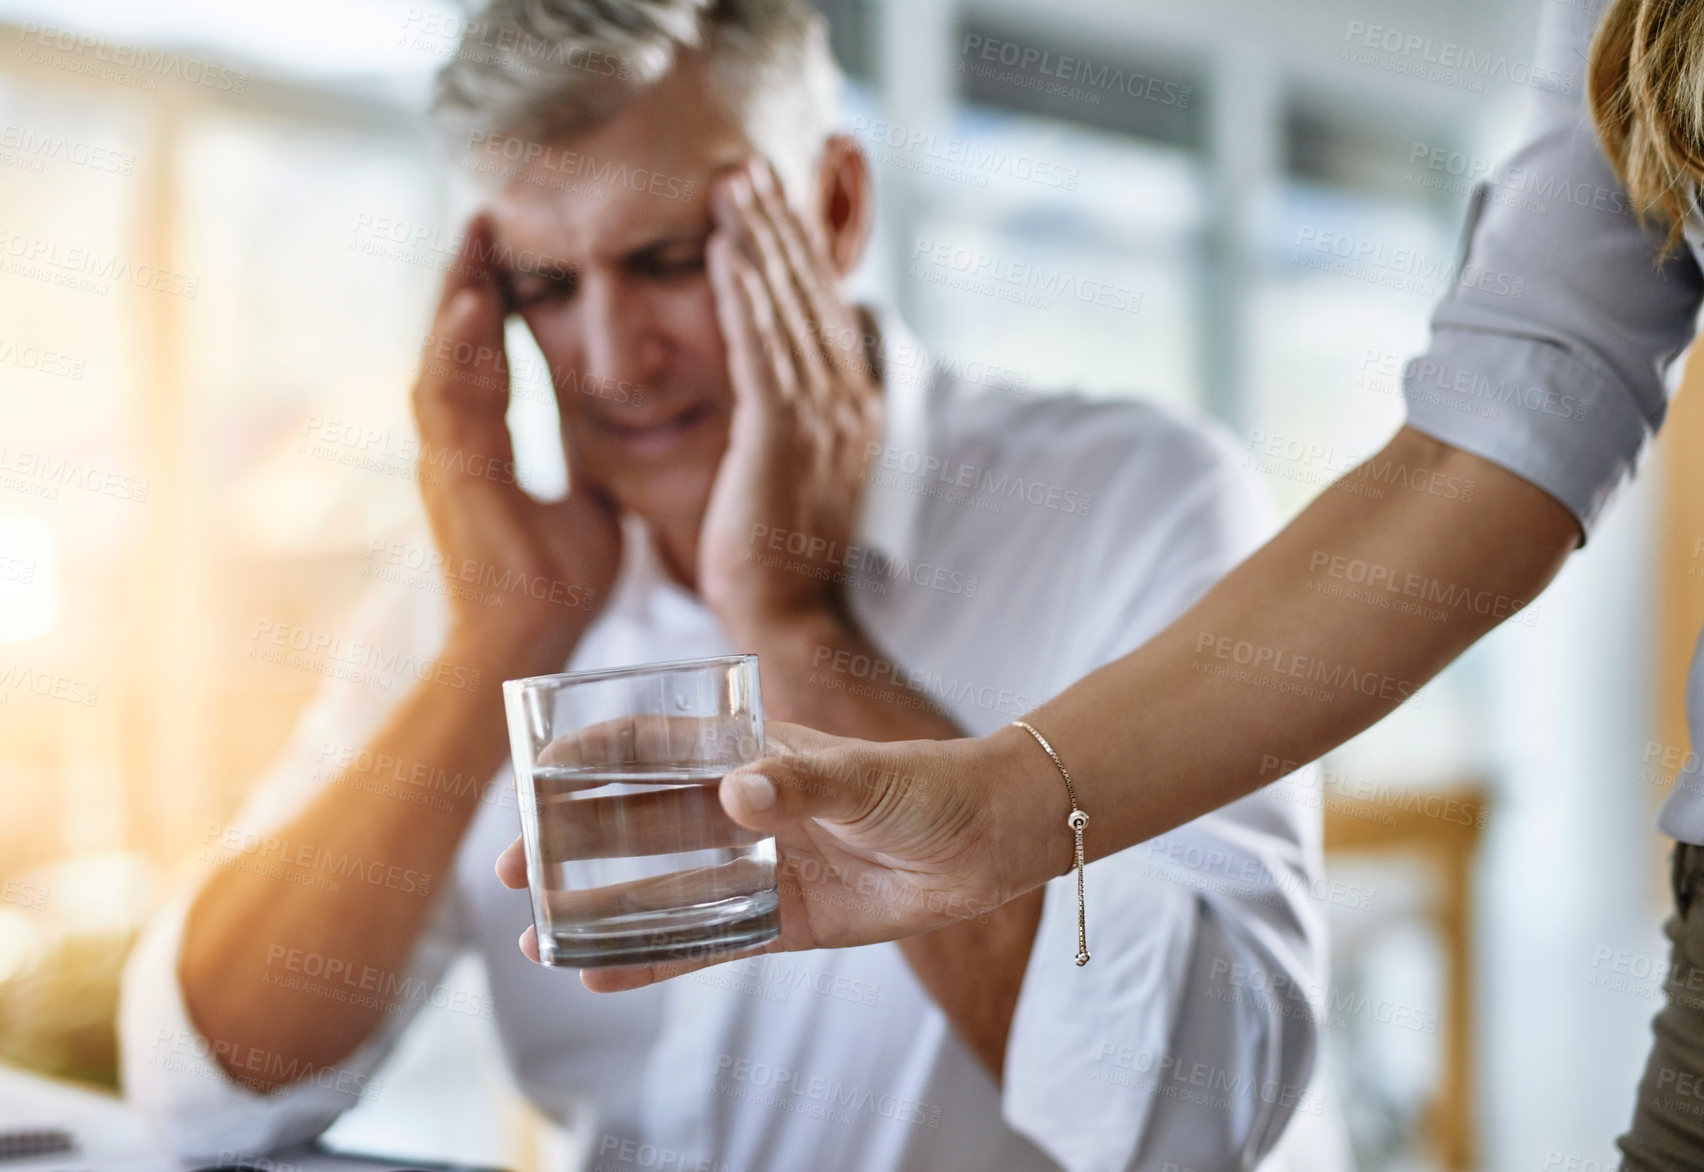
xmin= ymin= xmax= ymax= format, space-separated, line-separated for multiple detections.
xmin=1589 ymin=0 xmax=1704 ymax=252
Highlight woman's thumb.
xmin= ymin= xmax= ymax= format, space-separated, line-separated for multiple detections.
xmin=719 ymin=745 xmax=878 ymax=830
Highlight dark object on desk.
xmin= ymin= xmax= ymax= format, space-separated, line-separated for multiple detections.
xmin=190 ymin=1144 xmax=512 ymax=1172
xmin=310 ymin=1139 xmax=510 ymax=1172
xmin=0 ymin=1127 xmax=74 ymax=1160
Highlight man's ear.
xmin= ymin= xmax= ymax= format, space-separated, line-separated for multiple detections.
xmin=812 ymin=134 xmax=872 ymax=279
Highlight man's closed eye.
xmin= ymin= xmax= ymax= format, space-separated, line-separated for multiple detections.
xmin=505 ymin=269 xmax=579 ymax=310
xmin=629 ymin=245 xmax=707 ymax=281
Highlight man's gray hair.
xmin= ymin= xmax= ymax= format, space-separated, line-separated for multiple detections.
xmin=435 ymin=0 xmax=843 ymax=190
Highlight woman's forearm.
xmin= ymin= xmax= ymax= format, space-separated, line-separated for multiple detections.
xmin=991 ymin=425 xmax=1581 ymax=891
xmin=578 ymin=428 xmax=1585 ymax=985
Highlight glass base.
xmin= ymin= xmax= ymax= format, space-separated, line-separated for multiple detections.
xmin=537 ymin=899 xmax=780 ymax=969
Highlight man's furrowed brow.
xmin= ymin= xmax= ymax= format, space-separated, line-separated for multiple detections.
xmin=503 ymin=256 xmax=577 ymax=282
xmin=624 ymin=228 xmax=713 ymax=263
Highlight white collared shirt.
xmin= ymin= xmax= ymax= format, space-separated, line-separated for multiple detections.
xmin=120 ymin=315 xmax=1342 ymax=1172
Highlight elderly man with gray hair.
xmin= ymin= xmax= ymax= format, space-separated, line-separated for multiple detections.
xmin=119 ymin=2 xmax=1345 ymax=1169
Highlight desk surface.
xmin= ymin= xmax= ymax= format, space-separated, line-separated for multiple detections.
xmin=0 ymin=1064 xmax=442 ymax=1172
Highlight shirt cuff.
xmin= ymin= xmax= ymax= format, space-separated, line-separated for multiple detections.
xmin=119 ymin=896 xmax=358 ymax=1159
xmin=1402 ymin=327 xmax=1656 ymax=541
xmin=1001 ymin=863 xmax=1198 ymax=1172
xmin=119 ymin=887 xmax=461 ymax=1160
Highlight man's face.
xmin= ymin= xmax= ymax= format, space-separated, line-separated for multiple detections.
xmin=487 ymin=60 xmax=767 ymax=532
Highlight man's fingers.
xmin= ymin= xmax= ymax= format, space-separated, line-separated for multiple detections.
xmin=519 ymin=923 xmax=541 ymax=964
xmin=749 ymin=160 xmax=866 ymax=385
xmin=728 ymin=168 xmax=830 ymax=396
xmin=411 ymin=290 xmax=512 ymax=505
xmin=709 ymin=234 xmax=764 ymax=393
xmin=436 ymin=211 xmax=498 ymax=314
xmin=417 ymin=291 xmax=508 ymax=418
xmin=710 ymin=175 xmax=802 ymax=405
xmin=735 ymin=158 xmax=879 ymax=471
xmin=418 ymin=215 xmax=507 ymax=418
xmin=415 ymin=212 xmax=512 ymax=454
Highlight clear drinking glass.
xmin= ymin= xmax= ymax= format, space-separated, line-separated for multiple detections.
xmin=502 ymin=655 xmax=778 ymax=968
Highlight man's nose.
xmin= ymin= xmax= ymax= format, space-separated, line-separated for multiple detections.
xmin=578 ymin=277 xmax=666 ymax=393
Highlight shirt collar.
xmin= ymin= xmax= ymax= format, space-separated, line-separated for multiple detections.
xmin=851 ymin=303 xmax=933 ymax=571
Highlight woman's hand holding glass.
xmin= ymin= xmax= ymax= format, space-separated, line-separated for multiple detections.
xmin=496 ymin=720 xmax=1063 ymax=991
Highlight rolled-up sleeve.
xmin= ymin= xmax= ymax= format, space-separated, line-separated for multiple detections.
xmin=118 ymin=575 xmax=469 ymax=1159
xmin=1403 ymin=0 xmax=1704 ymax=536
xmin=119 ymin=882 xmax=466 ymax=1159
xmin=1000 ymin=415 xmax=1330 ymax=1171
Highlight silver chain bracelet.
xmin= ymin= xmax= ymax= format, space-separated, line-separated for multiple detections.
xmin=1010 ymin=719 xmax=1089 ymax=966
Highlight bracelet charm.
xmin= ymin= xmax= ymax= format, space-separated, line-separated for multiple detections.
xmin=1012 ymin=719 xmax=1090 ymax=966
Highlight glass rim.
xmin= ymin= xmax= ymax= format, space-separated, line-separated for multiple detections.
xmin=501 ymin=653 xmax=759 ymax=695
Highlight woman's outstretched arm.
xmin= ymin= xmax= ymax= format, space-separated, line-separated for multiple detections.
xmin=982 ymin=423 xmax=1580 ymax=887
xmin=549 ymin=423 xmax=1581 ymax=991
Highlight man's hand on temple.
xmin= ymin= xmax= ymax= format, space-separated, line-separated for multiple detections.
xmin=695 ymin=158 xmax=881 ymax=648
xmin=415 ymin=212 xmax=623 ymax=676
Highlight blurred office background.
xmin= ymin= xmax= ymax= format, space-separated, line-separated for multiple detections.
xmin=0 ymin=0 xmax=1682 ymax=1168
